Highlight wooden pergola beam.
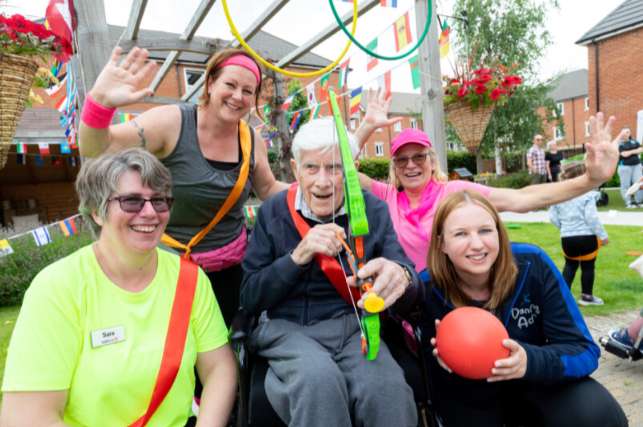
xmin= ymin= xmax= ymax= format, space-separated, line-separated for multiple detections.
xmin=118 ymin=37 xmax=221 ymax=55
xmin=180 ymin=0 xmax=289 ymax=102
xmin=276 ymin=0 xmax=379 ymax=67
xmin=124 ymin=0 xmax=148 ymax=40
xmin=149 ymin=0 xmax=217 ymax=91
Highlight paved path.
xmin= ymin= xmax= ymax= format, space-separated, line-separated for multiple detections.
xmin=500 ymin=210 xmax=643 ymax=227
xmin=585 ymin=310 xmax=642 ymax=426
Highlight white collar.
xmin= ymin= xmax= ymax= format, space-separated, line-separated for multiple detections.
xmin=295 ymin=185 xmax=346 ymax=223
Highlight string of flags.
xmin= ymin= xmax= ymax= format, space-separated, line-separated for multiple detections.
xmin=0 ymin=214 xmax=80 ymax=257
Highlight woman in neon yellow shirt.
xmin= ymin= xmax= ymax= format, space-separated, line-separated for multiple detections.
xmin=1 ymin=149 xmax=236 ymax=426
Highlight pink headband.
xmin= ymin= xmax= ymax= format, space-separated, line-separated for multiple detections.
xmin=219 ymin=54 xmax=261 ymax=85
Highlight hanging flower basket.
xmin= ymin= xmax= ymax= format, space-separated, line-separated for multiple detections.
xmin=445 ymin=102 xmax=495 ymax=153
xmin=0 ymin=53 xmax=39 ymax=169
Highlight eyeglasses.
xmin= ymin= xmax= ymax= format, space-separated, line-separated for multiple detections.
xmin=393 ymin=153 xmax=429 ymax=168
xmin=108 ymin=195 xmax=174 ymax=213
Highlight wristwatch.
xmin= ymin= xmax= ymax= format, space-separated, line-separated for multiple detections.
xmin=401 ymin=265 xmax=413 ymax=287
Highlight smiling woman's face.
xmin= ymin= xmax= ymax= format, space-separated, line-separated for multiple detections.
xmin=393 ymin=143 xmax=433 ymax=191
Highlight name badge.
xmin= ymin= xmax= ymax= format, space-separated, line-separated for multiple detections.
xmin=90 ymin=326 xmax=126 ymax=348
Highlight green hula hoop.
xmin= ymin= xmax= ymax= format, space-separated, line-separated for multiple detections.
xmin=328 ymin=0 xmax=432 ymax=61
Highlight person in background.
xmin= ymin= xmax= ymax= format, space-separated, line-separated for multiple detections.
xmin=79 ymin=46 xmax=288 ymax=327
xmin=1 ymin=149 xmax=236 ymax=427
xmin=422 ymin=190 xmax=627 ymax=427
xmin=616 ymin=127 xmax=643 ymax=208
xmin=354 ymin=90 xmax=624 ymax=272
xmin=527 ymin=134 xmax=548 ymax=184
xmin=549 ymin=162 xmax=608 ymax=306
xmin=545 ymin=140 xmax=563 ymax=182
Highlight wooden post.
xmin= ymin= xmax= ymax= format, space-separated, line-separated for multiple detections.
xmin=415 ymin=0 xmax=447 ymax=172
xmin=74 ymin=0 xmax=112 ymax=106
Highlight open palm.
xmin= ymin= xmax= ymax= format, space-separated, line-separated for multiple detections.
xmin=585 ymin=112 xmax=623 ymax=184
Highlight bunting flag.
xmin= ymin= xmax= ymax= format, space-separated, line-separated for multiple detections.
xmin=0 ymin=239 xmax=13 ymax=257
xmin=16 ymin=142 xmax=26 ymax=155
xmin=349 ymin=87 xmax=363 ymax=115
xmin=409 ymin=55 xmax=421 ymax=89
xmin=319 ymin=72 xmax=331 ymax=103
xmin=290 ymin=111 xmax=301 ymax=131
xmin=280 ymin=95 xmax=293 ymax=111
xmin=311 ymin=103 xmax=322 ymax=119
xmin=38 ymin=143 xmax=50 ymax=156
xmin=394 ymin=12 xmax=412 ymax=52
xmin=439 ymin=19 xmax=451 ymax=58
xmin=262 ymin=104 xmax=271 ymax=124
xmin=34 ymin=155 xmax=44 ymax=167
xmin=59 ymin=217 xmax=77 ymax=236
xmin=68 ymin=156 xmax=77 ymax=167
xmin=60 ymin=140 xmax=71 ymax=154
xmin=119 ymin=112 xmax=133 ymax=123
xmin=338 ymin=59 xmax=350 ymax=89
xmin=306 ymin=83 xmax=317 ymax=106
xmin=377 ymin=70 xmax=392 ymax=98
xmin=45 ymin=74 xmax=66 ymax=97
xmin=366 ymin=38 xmax=379 ymax=71
xmin=32 ymin=227 xmax=53 ymax=247
xmin=244 ymin=205 xmax=259 ymax=227
xmin=380 ymin=0 xmax=398 ymax=6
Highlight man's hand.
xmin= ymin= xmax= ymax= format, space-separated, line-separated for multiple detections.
xmin=487 ymin=339 xmax=528 ymax=382
xmin=347 ymin=258 xmax=410 ymax=309
xmin=291 ymin=223 xmax=346 ymax=266
xmin=585 ymin=112 xmax=624 ymax=185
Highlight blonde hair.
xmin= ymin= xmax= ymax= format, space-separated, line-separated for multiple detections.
xmin=199 ymin=48 xmax=263 ymax=118
xmin=388 ymin=146 xmax=447 ymax=188
xmin=428 ymin=190 xmax=518 ymax=311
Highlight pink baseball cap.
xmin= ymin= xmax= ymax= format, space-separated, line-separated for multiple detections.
xmin=390 ymin=128 xmax=432 ymax=155
xmin=219 ymin=54 xmax=262 ymax=85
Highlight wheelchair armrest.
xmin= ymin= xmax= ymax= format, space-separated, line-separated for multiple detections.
xmin=229 ymin=308 xmax=256 ymax=343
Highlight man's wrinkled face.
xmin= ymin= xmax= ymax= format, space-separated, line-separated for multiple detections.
xmin=291 ymin=146 xmax=344 ymax=219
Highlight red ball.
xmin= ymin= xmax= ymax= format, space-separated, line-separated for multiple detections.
xmin=436 ymin=306 xmax=510 ymax=380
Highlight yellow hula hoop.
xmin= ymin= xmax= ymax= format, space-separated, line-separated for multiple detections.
xmin=221 ymin=0 xmax=358 ymax=79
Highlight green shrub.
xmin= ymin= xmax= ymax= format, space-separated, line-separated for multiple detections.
xmin=486 ymin=171 xmax=532 ymax=189
xmin=358 ymin=158 xmax=390 ymax=181
xmin=503 ymin=151 xmax=525 ymax=173
xmin=605 ymin=172 xmax=620 ymax=188
xmin=447 ymin=151 xmax=476 ymax=173
xmin=0 ymin=227 xmax=93 ymax=306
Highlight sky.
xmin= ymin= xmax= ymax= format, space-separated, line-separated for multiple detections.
xmin=1 ymin=0 xmax=625 ymax=92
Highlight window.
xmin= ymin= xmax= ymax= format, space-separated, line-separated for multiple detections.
xmin=183 ymin=68 xmax=205 ymax=97
xmin=556 ymin=102 xmax=564 ymax=116
xmin=584 ymin=97 xmax=589 ymax=111
xmin=410 ymin=118 xmax=418 ymax=129
xmin=584 ymin=121 xmax=590 ymax=137
xmin=350 ymin=118 xmax=359 ymax=130
xmin=394 ymin=121 xmax=402 ymax=132
xmin=554 ymin=126 xmax=564 ymax=141
xmin=375 ymin=142 xmax=384 ymax=157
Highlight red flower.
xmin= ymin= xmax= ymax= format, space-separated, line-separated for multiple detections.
xmin=457 ymin=85 xmax=468 ymax=97
xmin=474 ymin=84 xmax=487 ymax=95
xmin=473 ymin=74 xmax=492 ymax=84
xmin=490 ymin=87 xmax=507 ymax=101
xmin=473 ymin=67 xmax=492 ymax=76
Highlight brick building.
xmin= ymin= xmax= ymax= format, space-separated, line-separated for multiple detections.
xmin=541 ymin=69 xmax=591 ymax=150
xmin=576 ymin=0 xmax=643 ymax=140
xmin=0 ymin=25 xmax=332 ymax=227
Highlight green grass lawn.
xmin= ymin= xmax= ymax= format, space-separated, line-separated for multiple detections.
xmin=0 ymin=305 xmax=20 ymax=397
xmin=597 ymin=188 xmax=643 ymax=212
xmin=507 ymin=223 xmax=643 ymax=316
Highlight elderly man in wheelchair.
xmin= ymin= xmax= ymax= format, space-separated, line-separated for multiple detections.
xmin=239 ymin=118 xmax=421 ymax=427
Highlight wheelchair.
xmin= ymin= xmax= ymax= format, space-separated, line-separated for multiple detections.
xmin=599 ymin=328 xmax=643 ymax=361
xmin=229 ymin=308 xmax=443 ymax=427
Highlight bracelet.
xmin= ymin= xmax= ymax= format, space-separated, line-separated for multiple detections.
xmin=81 ymin=94 xmax=116 ymax=129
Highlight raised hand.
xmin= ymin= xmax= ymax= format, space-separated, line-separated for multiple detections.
xmin=585 ymin=112 xmax=622 ymax=185
xmin=89 ymin=46 xmax=158 ymax=108
xmin=354 ymin=88 xmax=403 ymax=153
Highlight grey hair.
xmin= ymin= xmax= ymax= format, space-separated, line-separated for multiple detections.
xmin=75 ymin=148 xmax=172 ymax=235
xmin=291 ymin=117 xmax=359 ymax=164
xmin=546 ymin=140 xmax=557 ymax=150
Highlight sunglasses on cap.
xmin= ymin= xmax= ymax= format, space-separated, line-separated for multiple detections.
xmin=108 ymin=195 xmax=174 ymax=213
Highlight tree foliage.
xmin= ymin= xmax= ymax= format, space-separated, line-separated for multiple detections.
xmin=449 ymin=0 xmax=560 ymax=157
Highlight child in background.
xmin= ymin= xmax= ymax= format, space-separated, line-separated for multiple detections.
xmin=549 ymin=162 xmax=608 ymax=306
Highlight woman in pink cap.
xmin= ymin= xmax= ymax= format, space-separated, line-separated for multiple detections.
xmin=79 ymin=47 xmax=286 ymax=327
xmin=356 ymin=91 xmax=622 ymax=272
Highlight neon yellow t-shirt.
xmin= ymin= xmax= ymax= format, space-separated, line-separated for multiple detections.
xmin=2 ymin=245 xmax=228 ymax=426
